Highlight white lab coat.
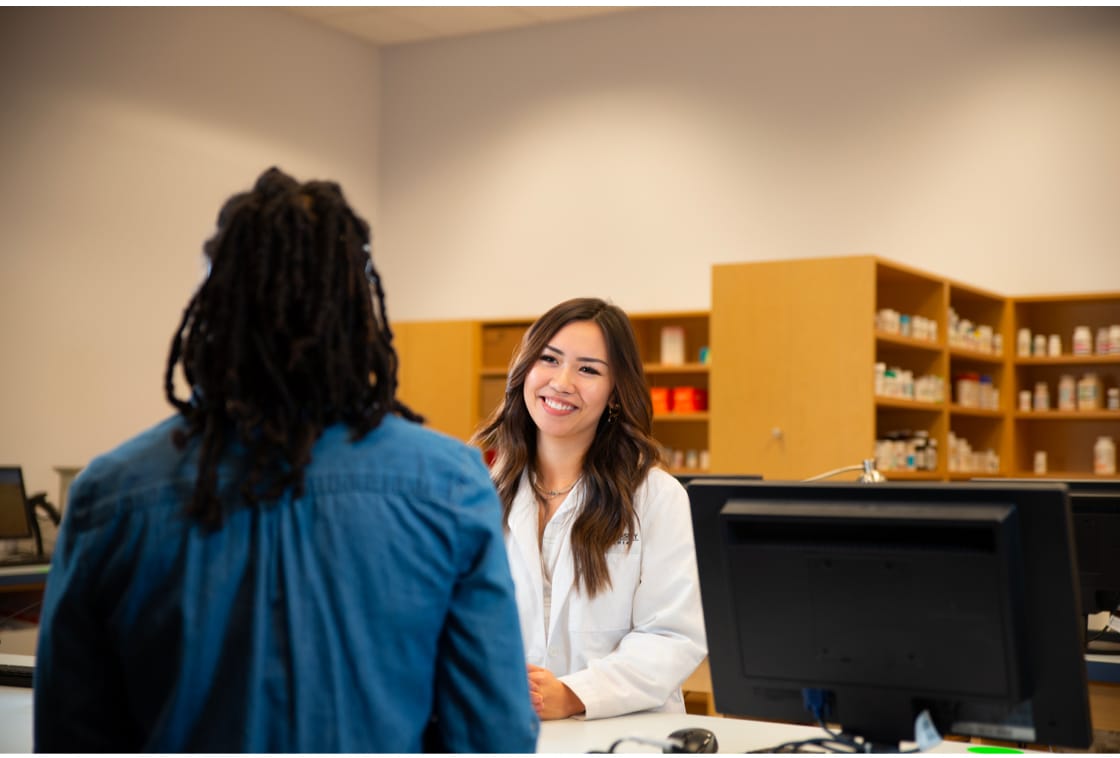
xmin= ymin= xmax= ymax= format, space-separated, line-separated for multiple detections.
xmin=505 ymin=466 xmax=708 ymax=720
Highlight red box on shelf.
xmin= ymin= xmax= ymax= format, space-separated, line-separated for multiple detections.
xmin=672 ymin=387 xmax=708 ymax=413
xmin=650 ymin=387 xmax=672 ymax=414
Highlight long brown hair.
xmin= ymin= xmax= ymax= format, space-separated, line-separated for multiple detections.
xmin=471 ymin=298 xmax=661 ymax=596
xmin=165 ymin=167 xmax=421 ymax=527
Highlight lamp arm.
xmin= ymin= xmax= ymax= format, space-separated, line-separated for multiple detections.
xmin=803 ymin=459 xmax=887 ymax=483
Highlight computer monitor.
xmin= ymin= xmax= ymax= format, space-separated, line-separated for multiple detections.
xmin=0 ymin=466 xmax=34 ymax=540
xmin=975 ymin=478 xmax=1120 ymax=618
xmin=688 ymin=480 xmax=1092 ymax=751
xmin=673 ymin=472 xmax=761 ymax=488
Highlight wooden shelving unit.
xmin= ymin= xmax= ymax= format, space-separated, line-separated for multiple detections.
xmin=398 ymin=259 xmax=1117 ymax=483
xmin=1009 ymin=293 xmax=1120 ymax=477
xmin=711 ymin=255 xmax=1118 ymax=481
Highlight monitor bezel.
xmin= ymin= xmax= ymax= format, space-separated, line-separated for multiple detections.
xmin=0 ymin=465 xmax=35 ymax=541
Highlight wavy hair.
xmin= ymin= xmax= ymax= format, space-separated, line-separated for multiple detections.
xmin=164 ymin=167 xmax=422 ymax=527
xmin=471 ymin=298 xmax=661 ymax=596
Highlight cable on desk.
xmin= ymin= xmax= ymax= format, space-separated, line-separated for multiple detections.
xmin=593 ymin=735 xmax=685 ymax=753
xmin=747 ymin=689 xmax=921 ymax=754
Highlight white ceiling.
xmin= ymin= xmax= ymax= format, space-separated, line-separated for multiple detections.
xmin=284 ymin=6 xmax=633 ymax=47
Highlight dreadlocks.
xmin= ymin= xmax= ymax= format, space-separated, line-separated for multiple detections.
xmin=164 ymin=167 xmax=422 ymax=527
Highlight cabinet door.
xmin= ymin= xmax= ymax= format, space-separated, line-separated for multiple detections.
xmin=711 ymin=258 xmax=876 ymax=479
xmin=393 ymin=321 xmax=479 ymax=441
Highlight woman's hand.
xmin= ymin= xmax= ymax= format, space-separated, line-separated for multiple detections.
xmin=526 ymin=663 xmax=586 ymax=720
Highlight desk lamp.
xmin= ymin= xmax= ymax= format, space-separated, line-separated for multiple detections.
xmin=803 ymin=459 xmax=887 ymax=483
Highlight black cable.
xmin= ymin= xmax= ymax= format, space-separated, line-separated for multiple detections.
xmin=602 ymin=735 xmax=684 ymax=753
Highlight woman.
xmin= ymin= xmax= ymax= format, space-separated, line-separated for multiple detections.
xmin=472 ymin=297 xmax=707 ymax=721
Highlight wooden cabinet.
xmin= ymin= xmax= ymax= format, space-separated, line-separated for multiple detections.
xmin=397 ymin=263 xmax=1117 ymax=482
xmin=711 ymin=256 xmax=880 ymax=479
xmin=395 ymin=311 xmax=711 ymax=474
xmin=711 ymin=256 xmax=1118 ymax=482
xmin=1009 ymin=294 xmax=1120 ymax=477
xmin=393 ymin=320 xmax=480 ymax=441
xmin=945 ymin=281 xmax=1011 ymax=479
xmin=710 ymin=256 xmax=960 ymax=479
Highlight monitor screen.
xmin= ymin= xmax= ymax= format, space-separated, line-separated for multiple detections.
xmin=975 ymin=478 xmax=1120 ymax=618
xmin=688 ymin=480 xmax=1092 ymax=751
xmin=0 ymin=466 xmax=34 ymax=540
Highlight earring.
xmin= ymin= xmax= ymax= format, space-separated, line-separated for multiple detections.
xmin=607 ymin=404 xmax=620 ymax=423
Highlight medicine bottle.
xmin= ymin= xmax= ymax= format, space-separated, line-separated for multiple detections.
xmin=1033 ymin=381 xmax=1050 ymax=411
xmin=1072 ymin=325 xmax=1092 ymax=356
xmin=1058 ymin=375 xmax=1076 ymax=411
xmin=1095 ymin=436 xmax=1116 ymax=475
xmin=1078 ymin=373 xmax=1102 ymax=411
xmin=1096 ymin=327 xmax=1111 ymax=356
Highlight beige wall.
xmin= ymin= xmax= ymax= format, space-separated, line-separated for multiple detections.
xmin=3 ymin=5 xmax=1120 ymax=507
xmin=378 ymin=6 xmax=1120 ymax=321
xmin=0 ymin=7 xmax=380 ymax=502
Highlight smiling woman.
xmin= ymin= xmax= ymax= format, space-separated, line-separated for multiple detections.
xmin=471 ymin=297 xmax=708 ymax=722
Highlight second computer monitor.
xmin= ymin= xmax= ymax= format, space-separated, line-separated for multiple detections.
xmin=975 ymin=477 xmax=1120 ymax=617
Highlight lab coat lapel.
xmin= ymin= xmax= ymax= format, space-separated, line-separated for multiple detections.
xmin=508 ymin=477 xmax=542 ymax=589
xmin=546 ymin=487 xmax=581 ymax=645
xmin=508 ymin=477 xmax=546 ymax=646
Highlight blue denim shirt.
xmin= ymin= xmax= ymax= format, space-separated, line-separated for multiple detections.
xmin=34 ymin=414 xmax=539 ymax=752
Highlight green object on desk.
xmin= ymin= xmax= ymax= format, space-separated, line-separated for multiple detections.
xmin=967 ymin=747 xmax=1024 ymax=754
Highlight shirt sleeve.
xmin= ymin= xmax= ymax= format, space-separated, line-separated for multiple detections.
xmin=427 ymin=449 xmax=540 ymax=752
xmin=34 ymin=476 xmax=138 ymax=751
xmin=559 ymin=470 xmax=708 ymax=720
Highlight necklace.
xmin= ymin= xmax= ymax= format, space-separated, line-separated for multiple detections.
xmin=531 ymin=471 xmax=580 ymax=499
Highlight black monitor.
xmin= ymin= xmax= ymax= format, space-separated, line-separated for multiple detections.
xmin=674 ymin=472 xmax=761 ymax=488
xmin=688 ymin=480 xmax=1092 ymax=751
xmin=0 ymin=466 xmax=34 ymax=540
xmin=975 ymin=478 xmax=1120 ymax=618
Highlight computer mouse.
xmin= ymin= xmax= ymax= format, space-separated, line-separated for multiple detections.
xmin=664 ymin=727 xmax=719 ymax=753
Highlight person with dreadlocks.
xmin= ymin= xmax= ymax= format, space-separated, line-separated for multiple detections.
xmin=471 ymin=297 xmax=707 ymax=721
xmin=33 ymin=167 xmax=538 ymax=752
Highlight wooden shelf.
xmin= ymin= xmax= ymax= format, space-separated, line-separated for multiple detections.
xmin=644 ymin=362 xmax=710 ymax=375
xmin=878 ymin=469 xmax=943 ymax=480
xmin=1005 ymin=471 xmax=1120 ymax=480
xmin=948 ymin=347 xmax=1005 ymax=365
xmin=949 ymin=404 xmax=1003 ymax=418
xmin=875 ymin=331 xmax=942 ymax=352
xmin=947 ymin=471 xmax=1004 ymax=480
xmin=1015 ymin=355 xmax=1120 ymax=367
xmin=1014 ymin=410 xmax=1120 ymax=421
xmin=875 ymin=396 xmax=944 ymax=412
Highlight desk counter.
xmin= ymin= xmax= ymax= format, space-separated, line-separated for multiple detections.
xmin=0 ymin=564 xmax=49 ymax=591
xmin=0 ymin=688 xmax=1013 ymax=754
